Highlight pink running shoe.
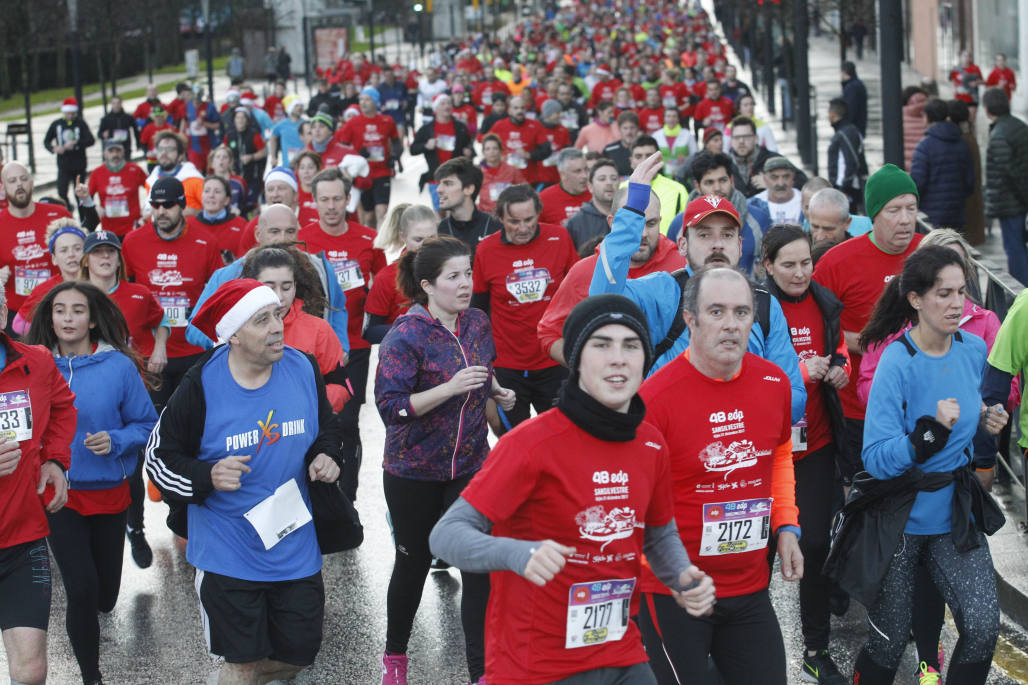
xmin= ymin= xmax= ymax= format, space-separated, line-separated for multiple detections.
xmin=381 ymin=653 xmax=408 ymax=685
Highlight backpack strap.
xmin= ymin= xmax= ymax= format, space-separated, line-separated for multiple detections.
xmin=653 ymin=269 xmax=691 ymax=360
xmin=754 ymin=286 xmax=773 ymax=346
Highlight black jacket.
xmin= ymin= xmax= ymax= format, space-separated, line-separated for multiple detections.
xmin=145 ymin=345 xmax=342 ymax=538
xmin=984 ymin=113 xmax=1028 ymax=218
xmin=842 ymin=77 xmax=868 ymax=136
xmin=910 ymin=121 xmax=974 ymax=227
xmin=43 ymin=116 xmax=95 ymax=170
xmin=98 ymin=110 xmax=139 ymax=156
xmin=827 ymin=119 xmax=868 ymax=191
xmin=410 ymin=118 xmax=473 ymax=190
xmin=765 ymin=278 xmax=847 ymax=456
xmin=437 ymin=209 xmax=502 ymax=257
xmin=308 ymin=91 xmax=341 ymax=119
xmin=824 ymin=465 xmax=1003 ymax=608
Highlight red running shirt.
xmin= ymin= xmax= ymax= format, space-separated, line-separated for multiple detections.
xmin=639 ymin=352 xmax=797 ymax=598
xmin=537 ymin=183 xmax=592 ymax=228
xmin=812 ymin=233 xmax=922 ymax=419
xmin=108 ymin=280 xmax=166 ymax=358
xmin=299 ymin=221 xmax=387 ymax=351
xmin=121 ymin=220 xmax=224 ymax=359
xmin=462 ymin=408 xmax=675 ymax=685
xmin=778 ymin=294 xmax=832 ymax=457
xmin=364 ymin=260 xmax=409 ymax=325
xmin=338 ymin=114 xmax=399 ymax=179
xmin=88 ymin=162 xmax=148 ymax=236
xmin=0 ymin=203 xmax=72 ymax=313
xmin=472 ymin=223 xmax=577 ymax=370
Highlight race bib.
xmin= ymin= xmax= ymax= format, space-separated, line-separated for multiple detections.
xmin=508 ymin=152 xmax=528 ymax=169
xmin=792 ymin=417 xmax=808 ymax=452
xmin=243 ymin=478 xmax=313 ymax=550
xmin=662 ymin=95 xmax=678 ymax=108
xmin=489 ymin=182 xmax=512 ymax=202
xmin=368 ymin=145 xmax=386 ymax=162
xmin=699 ymin=498 xmax=771 ymax=556
xmin=384 ymin=99 xmax=401 ymax=111
xmin=436 ymin=135 xmax=456 ymax=152
xmin=158 ymin=296 xmax=191 ymax=328
xmin=565 ymin=578 xmax=635 ymax=649
xmin=14 ymin=267 xmax=50 ymax=297
xmin=0 ymin=390 xmax=32 ymax=442
xmin=60 ymin=128 xmax=79 ymax=145
xmin=560 ymin=111 xmax=579 ymax=129
xmin=111 ymin=128 xmax=129 ymax=142
xmin=542 ymin=152 xmax=560 ymax=167
xmin=189 ymin=119 xmax=206 ymax=136
xmin=105 ymin=198 xmax=130 ymax=218
xmin=333 ymin=259 xmax=366 ymax=291
xmin=505 ymin=267 xmax=550 ymax=304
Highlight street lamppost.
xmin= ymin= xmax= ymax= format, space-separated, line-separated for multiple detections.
xmin=201 ymin=0 xmax=215 ymax=100
xmin=67 ymin=0 xmax=84 ymax=111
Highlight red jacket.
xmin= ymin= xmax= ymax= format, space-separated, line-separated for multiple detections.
xmin=0 ymin=335 xmax=77 ymax=548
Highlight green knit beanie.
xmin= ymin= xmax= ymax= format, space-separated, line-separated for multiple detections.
xmin=864 ymin=163 xmax=919 ymax=221
xmin=311 ymin=112 xmax=335 ymax=131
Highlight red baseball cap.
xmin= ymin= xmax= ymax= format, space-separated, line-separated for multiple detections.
xmin=683 ymin=194 xmax=741 ymax=229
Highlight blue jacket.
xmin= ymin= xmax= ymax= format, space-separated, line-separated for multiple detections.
xmin=909 ymin=121 xmax=974 ymax=228
xmin=56 ymin=344 xmax=158 ymax=490
xmin=186 ymin=252 xmax=349 ymax=352
xmin=590 ymin=195 xmax=806 ymax=423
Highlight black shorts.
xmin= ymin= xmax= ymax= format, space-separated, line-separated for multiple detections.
xmin=0 ymin=538 xmax=51 ymax=631
xmin=196 ymin=569 xmax=324 ymax=665
xmin=360 ymin=176 xmax=391 ymax=210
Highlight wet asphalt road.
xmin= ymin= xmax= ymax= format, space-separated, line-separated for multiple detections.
xmin=5 ymin=349 xmax=1026 ymax=685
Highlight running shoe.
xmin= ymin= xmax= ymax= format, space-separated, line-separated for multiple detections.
xmin=126 ymin=527 xmax=153 ymax=569
xmin=381 ymin=653 xmax=409 ymax=685
xmin=800 ymin=650 xmax=847 ymax=684
xmin=917 ymin=661 xmax=941 ymax=684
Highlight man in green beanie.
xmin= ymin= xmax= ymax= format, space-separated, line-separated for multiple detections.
xmin=811 ymin=163 xmax=923 ymax=484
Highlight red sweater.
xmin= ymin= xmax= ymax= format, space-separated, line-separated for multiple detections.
xmin=0 ymin=203 xmax=73 ymax=313
xmin=0 ymin=337 xmax=77 ymax=548
xmin=639 ymin=352 xmax=797 ymax=598
xmin=537 ymin=183 xmax=591 ymax=228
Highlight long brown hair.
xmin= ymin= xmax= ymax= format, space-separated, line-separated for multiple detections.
xmin=240 ymin=245 xmax=329 ymax=316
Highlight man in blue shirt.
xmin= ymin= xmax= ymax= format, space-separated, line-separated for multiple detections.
xmin=146 ymin=278 xmax=342 ymax=685
xmin=590 ymin=151 xmax=806 ymax=423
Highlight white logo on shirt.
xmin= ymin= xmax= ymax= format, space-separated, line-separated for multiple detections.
xmin=575 ymin=505 xmax=639 ymax=550
xmin=699 ymin=440 xmax=758 ymax=479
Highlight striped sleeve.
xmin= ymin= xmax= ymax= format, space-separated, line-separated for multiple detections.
xmin=143 ymin=375 xmax=215 ymax=503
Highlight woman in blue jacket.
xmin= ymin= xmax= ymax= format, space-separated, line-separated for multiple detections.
xmin=374 ymin=235 xmax=514 ymax=685
xmin=850 ymin=246 xmax=1008 ymax=685
xmin=25 ymin=281 xmax=158 ymax=685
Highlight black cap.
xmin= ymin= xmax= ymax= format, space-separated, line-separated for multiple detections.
xmin=562 ymin=294 xmax=653 ymax=375
xmin=150 ymin=176 xmax=186 ymax=207
xmin=83 ymin=229 xmax=122 ymax=253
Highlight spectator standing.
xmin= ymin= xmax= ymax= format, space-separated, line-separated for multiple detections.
xmin=827 ymin=98 xmax=868 ymax=214
xmin=902 ymin=87 xmax=929 ymax=171
xmin=43 ymin=99 xmax=95 ymax=213
xmin=910 ymin=98 xmax=974 ymax=232
xmin=983 ymin=87 xmax=1028 ymax=285
xmin=840 ymin=61 xmax=868 ymax=137
xmin=950 ymin=99 xmax=987 ymax=245
xmin=97 ymin=96 xmax=138 ymax=159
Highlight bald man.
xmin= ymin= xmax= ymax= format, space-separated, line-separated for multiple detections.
xmin=186 ymin=203 xmax=349 ymax=356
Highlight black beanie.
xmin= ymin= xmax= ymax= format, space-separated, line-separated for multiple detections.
xmin=562 ymin=294 xmax=653 ymax=375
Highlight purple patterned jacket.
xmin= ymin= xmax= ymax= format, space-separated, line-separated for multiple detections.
xmin=375 ymin=304 xmax=496 ymax=481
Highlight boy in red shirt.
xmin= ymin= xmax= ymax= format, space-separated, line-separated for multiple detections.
xmin=338 ymin=87 xmax=399 ymax=228
xmin=430 ymin=294 xmax=715 ymax=685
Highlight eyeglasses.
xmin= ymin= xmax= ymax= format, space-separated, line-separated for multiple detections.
xmin=150 ymin=200 xmax=179 ymax=209
xmin=733 ymin=134 xmax=755 ymax=141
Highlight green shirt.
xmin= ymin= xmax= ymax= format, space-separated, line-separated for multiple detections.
xmin=987 ymin=289 xmax=1028 ymax=447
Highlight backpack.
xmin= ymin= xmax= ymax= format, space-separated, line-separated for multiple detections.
xmin=653 ymin=269 xmax=773 ymax=360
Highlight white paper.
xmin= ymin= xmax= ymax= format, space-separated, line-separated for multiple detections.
xmin=243 ymin=478 xmax=313 ymax=550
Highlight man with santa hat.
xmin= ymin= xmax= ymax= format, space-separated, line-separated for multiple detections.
xmin=43 ymin=98 xmax=95 ymax=214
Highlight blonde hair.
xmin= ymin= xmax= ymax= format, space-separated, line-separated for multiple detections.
xmin=917 ymin=228 xmax=979 ymax=300
xmin=374 ymin=203 xmax=438 ymax=252
xmin=45 ymin=217 xmax=85 ymax=245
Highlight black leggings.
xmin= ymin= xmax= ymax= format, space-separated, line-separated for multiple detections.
xmin=127 ymin=451 xmax=145 ymax=532
xmin=794 ymin=445 xmax=837 ymax=651
xmin=637 ymin=589 xmax=786 ymax=684
xmin=493 ymin=365 xmax=568 ymax=433
xmin=47 ymin=506 xmax=128 ymax=683
xmin=339 ymin=347 xmax=371 ymax=502
xmin=854 ymin=530 xmax=999 ymax=684
xmin=383 ymin=471 xmax=489 ymax=682
xmin=148 ymin=353 xmax=203 ymax=411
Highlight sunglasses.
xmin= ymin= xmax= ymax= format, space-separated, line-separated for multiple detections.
xmin=150 ymin=200 xmax=179 ymax=209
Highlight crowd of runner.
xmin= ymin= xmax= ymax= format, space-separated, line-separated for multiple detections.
xmin=1 ymin=1 xmax=1027 ymax=684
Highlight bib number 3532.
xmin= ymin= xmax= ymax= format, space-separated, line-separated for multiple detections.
xmin=505 ymin=267 xmax=551 ymax=304
xmin=565 ymin=578 xmax=635 ymax=649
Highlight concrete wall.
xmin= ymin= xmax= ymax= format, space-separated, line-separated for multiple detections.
xmin=909 ymin=0 xmax=940 ymax=83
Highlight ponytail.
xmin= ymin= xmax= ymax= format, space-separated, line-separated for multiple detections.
xmin=375 ymin=202 xmax=413 ymax=251
xmin=395 ymin=235 xmax=471 ymax=306
xmin=858 ymin=277 xmax=912 ymax=351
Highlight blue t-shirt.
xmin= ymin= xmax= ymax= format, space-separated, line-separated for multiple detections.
xmin=863 ymin=331 xmax=987 ymax=535
xmin=271 ymin=119 xmax=304 ymax=166
xmin=186 ymin=346 xmax=323 ymax=581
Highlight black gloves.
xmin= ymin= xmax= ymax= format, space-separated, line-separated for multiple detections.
xmin=909 ymin=415 xmax=951 ymax=464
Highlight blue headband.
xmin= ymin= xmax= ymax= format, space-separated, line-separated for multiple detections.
xmin=48 ymin=226 xmax=87 ymax=254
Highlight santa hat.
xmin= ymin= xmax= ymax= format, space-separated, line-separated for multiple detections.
xmin=432 ymin=93 xmax=452 ymax=111
xmin=596 ymin=64 xmax=612 ymax=76
xmin=61 ymin=98 xmax=79 ymax=114
xmin=343 ymin=104 xmax=361 ymax=121
xmin=191 ymin=279 xmax=281 ymax=344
